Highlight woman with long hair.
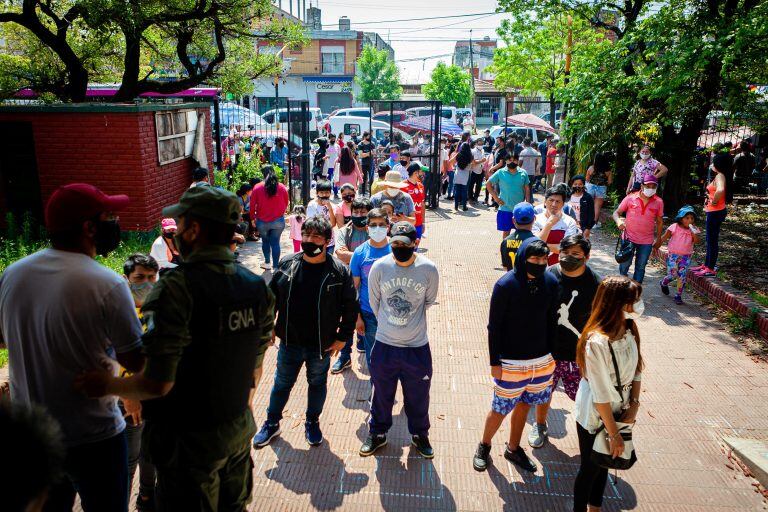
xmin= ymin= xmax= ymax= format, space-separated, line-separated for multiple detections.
xmin=250 ymin=165 xmax=290 ymax=270
xmin=692 ymin=152 xmax=729 ymax=277
xmin=573 ymin=276 xmax=644 ymax=512
xmin=335 ymin=144 xmax=363 ymax=189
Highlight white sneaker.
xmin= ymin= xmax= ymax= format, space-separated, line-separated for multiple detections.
xmin=593 ymin=222 xmax=602 ymax=229
xmin=260 ymin=262 xmax=272 ymax=270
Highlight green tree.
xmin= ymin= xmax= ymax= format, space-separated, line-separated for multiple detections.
xmin=490 ymin=13 xmax=607 ymax=127
xmin=498 ymin=0 xmax=768 ymax=211
xmin=0 ymin=0 xmax=307 ymax=102
xmin=354 ymin=46 xmax=402 ymax=102
xmin=423 ymin=62 xmax=473 ymax=108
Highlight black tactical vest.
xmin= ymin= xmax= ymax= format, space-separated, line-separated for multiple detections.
xmin=143 ymin=261 xmax=267 ymax=426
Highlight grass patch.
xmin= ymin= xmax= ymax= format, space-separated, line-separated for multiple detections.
xmin=0 ymin=348 xmax=7 ymax=368
xmin=750 ymin=291 xmax=768 ymax=308
xmin=725 ymin=309 xmax=760 ymax=335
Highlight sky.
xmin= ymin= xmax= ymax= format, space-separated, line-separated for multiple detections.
xmin=282 ymin=0 xmax=509 ymax=84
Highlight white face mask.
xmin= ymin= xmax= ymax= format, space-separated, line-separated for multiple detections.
xmin=385 ymin=188 xmax=399 ymax=197
xmin=640 ymin=152 xmax=651 ymax=160
xmin=625 ymin=298 xmax=645 ymax=320
xmin=368 ymin=226 xmax=388 ymax=243
xmin=642 ymin=187 xmax=656 ymax=197
xmin=129 ymin=282 xmax=154 ymax=305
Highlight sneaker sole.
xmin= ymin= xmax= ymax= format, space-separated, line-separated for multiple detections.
xmin=306 ymin=436 xmax=324 ymax=447
xmin=472 ymin=460 xmax=489 ymax=472
xmin=253 ymin=428 xmax=281 ymax=449
xmin=330 ymin=361 xmax=351 ymax=374
xmin=411 ymin=439 xmax=435 ymax=459
xmin=359 ymin=439 xmax=387 ymax=457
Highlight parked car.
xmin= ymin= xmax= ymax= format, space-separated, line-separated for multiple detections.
xmin=405 ymin=106 xmax=458 ymax=124
xmin=489 ymin=125 xmax=555 ymax=145
xmin=328 ymin=107 xmax=371 ymax=119
xmin=372 ymin=111 xmax=420 ymax=135
xmin=261 ymin=107 xmax=323 ymax=139
xmin=212 ymin=102 xmax=267 ymax=131
xmin=541 ymin=111 xmax=563 ymax=128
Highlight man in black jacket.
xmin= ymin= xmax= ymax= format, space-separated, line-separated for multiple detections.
xmin=472 ymin=238 xmax=559 ymax=474
xmin=253 ymin=216 xmax=358 ymax=448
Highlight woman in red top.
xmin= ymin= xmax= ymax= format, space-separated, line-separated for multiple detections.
xmin=250 ymin=166 xmax=290 ymax=270
xmin=692 ymin=153 xmax=728 ymax=277
xmin=545 ymin=141 xmax=558 ymax=188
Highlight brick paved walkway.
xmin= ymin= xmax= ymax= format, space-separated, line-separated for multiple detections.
xmin=235 ymin=197 xmax=768 ymax=511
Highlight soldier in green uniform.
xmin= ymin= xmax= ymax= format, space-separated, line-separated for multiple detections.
xmin=75 ymin=186 xmax=275 ymax=511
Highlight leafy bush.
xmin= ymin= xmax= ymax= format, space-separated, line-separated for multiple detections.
xmin=213 ymin=150 xmax=283 ymax=193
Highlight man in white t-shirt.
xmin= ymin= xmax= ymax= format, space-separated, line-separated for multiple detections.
xmin=469 ymin=139 xmax=486 ymax=202
xmin=518 ymin=138 xmax=541 ymax=192
xmin=532 ymin=186 xmax=581 ymax=266
xmin=0 ymin=183 xmax=144 ymax=511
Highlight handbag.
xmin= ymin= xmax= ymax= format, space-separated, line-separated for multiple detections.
xmin=614 ymin=232 xmax=635 ymax=264
xmin=590 ymin=340 xmax=638 ymax=470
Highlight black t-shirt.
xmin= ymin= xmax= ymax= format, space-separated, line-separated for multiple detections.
xmin=548 ymin=264 xmax=602 ymax=361
xmin=494 ymin=147 xmax=509 ymax=165
xmin=483 ymin=136 xmax=494 ymax=153
xmin=500 ymin=229 xmax=535 ymax=271
xmin=359 ymin=140 xmax=375 ymax=168
xmin=286 ymin=259 xmax=328 ymax=347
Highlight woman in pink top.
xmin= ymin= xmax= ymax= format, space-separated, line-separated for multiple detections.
xmin=692 ymin=153 xmax=728 ymax=277
xmin=335 ymin=145 xmax=363 ymax=190
xmin=654 ymin=206 xmax=700 ymax=304
xmin=250 ymin=166 xmax=290 ymax=270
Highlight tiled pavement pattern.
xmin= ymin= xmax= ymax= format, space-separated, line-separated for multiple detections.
xmin=238 ymin=197 xmax=768 ymax=511
xmin=114 ymin=197 xmax=768 ymax=511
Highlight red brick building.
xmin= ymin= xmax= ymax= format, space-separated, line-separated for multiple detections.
xmin=0 ymin=103 xmax=212 ymax=231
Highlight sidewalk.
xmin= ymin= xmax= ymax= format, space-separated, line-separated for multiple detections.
xmin=241 ymin=198 xmax=768 ymax=511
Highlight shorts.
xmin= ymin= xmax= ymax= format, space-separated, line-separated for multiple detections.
xmin=496 ymin=210 xmax=514 ymax=232
xmin=551 ymin=360 xmax=581 ymax=401
xmin=491 ymin=354 xmax=556 ymax=415
xmin=586 ymin=183 xmax=607 ymax=199
xmin=415 ymin=224 xmax=424 ymax=240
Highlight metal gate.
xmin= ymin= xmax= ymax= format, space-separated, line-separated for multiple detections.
xmin=368 ymin=100 xmax=448 ymax=209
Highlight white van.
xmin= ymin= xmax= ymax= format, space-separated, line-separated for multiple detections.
xmin=405 ymin=106 xmax=458 ymax=124
xmin=322 ymin=115 xmax=410 ymax=143
xmin=489 ymin=125 xmax=555 ymax=145
xmin=328 ymin=107 xmax=371 ymax=119
xmin=261 ymin=107 xmax=323 ymax=138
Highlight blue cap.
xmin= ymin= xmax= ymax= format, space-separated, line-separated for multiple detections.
xmin=675 ymin=205 xmax=696 ymax=222
xmin=513 ymin=202 xmax=535 ymax=225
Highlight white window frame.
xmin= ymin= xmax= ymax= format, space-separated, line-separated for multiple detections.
xmin=321 ymin=45 xmax=345 ymax=75
xmin=155 ymin=109 xmax=197 ymax=165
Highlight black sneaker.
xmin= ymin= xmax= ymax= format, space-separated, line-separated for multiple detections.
xmin=660 ymin=279 xmax=670 ymax=296
xmin=252 ymin=421 xmax=281 ymax=448
xmin=504 ymin=444 xmax=537 ymax=473
xmin=359 ymin=434 xmax=387 ymax=456
xmin=136 ymin=492 xmax=155 ymax=512
xmin=411 ymin=435 xmax=434 ymax=459
xmin=473 ymin=442 xmax=491 ymax=472
xmin=305 ymin=420 xmax=323 ymax=446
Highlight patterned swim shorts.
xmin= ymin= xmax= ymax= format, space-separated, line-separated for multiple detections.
xmin=551 ymin=360 xmax=581 ymax=401
xmin=491 ymin=354 xmax=556 ymax=415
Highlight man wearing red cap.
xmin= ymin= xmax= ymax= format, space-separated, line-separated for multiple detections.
xmin=0 ymin=183 xmax=145 ymax=511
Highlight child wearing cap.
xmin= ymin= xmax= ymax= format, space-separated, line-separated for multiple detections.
xmin=653 ymin=206 xmax=700 ymax=304
xmin=500 ymin=202 xmax=536 ymax=272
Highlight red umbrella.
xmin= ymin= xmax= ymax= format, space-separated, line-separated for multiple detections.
xmin=504 ymin=113 xmax=556 ymax=133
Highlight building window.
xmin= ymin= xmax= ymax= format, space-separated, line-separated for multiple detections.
xmin=321 ymin=46 xmax=345 ymax=74
xmin=155 ymin=110 xmax=197 ymax=165
xmin=476 ymin=97 xmax=501 ymax=119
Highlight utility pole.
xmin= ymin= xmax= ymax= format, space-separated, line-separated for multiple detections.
xmin=562 ymin=15 xmax=573 ymax=182
xmin=274 ymin=75 xmax=280 ymax=130
xmin=469 ymin=30 xmax=475 ymax=115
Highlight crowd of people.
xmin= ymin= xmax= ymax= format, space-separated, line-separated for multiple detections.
xmin=0 ymin=123 xmax=742 ymax=512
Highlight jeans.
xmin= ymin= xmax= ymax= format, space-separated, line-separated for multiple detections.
xmin=446 ymin=170 xmax=455 ymax=197
xmin=618 ymin=242 xmax=653 ymax=283
xmin=266 ymin=343 xmax=331 ymax=423
xmin=469 ymin=172 xmax=484 ymax=200
xmin=45 ymin=432 xmax=129 ymax=512
xmin=125 ymin=420 xmax=157 ymax=498
xmin=340 ymin=334 xmax=356 ymax=360
xmin=573 ymin=423 xmax=608 ymax=511
xmin=705 ymin=208 xmax=727 ymax=269
xmin=256 ymin=217 xmax=285 ymax=265
xmin=360 ymin=310 xmax=378 ymax=368
xmin=454 ymin=184 xmax=468 ymax=209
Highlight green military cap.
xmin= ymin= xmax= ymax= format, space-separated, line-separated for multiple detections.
xmin=162 ymin=186 xmax=241 ymax=225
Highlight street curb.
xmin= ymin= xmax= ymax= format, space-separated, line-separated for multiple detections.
xmin=654 ymin=247 xmax=768 ymax=340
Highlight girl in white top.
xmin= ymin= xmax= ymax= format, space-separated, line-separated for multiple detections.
xmin=573 ymin=276 xmax=644 ymax=512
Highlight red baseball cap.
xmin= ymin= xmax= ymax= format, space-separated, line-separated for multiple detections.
xmin=45 ymin=183 xmax=129 ymax=234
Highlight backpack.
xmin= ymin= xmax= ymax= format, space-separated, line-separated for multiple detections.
xmin=456 ymin=142 xmax=473 ymax=170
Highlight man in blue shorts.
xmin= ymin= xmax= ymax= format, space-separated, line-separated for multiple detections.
xmin=487 ymin=153 xmax=531 ymax=238
xmin=473 ymin=238 xmax=559 ymax=473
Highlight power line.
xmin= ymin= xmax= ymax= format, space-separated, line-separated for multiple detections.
xmin=387 ymin=13 xmax=499 ymax=35
xmin=320 ymin=11 xmax=499 ymax=27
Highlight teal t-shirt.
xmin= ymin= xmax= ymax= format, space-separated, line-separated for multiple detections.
xmin=488 ymin=169 xmax=530 ymax=212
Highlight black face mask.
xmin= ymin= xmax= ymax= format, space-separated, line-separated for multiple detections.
xmin=392 ymin=245 xmax=415 ymax=263
xmin=572 ymin=186 xmax=584 ymax=193
xmin=351 ymin=216 xmax=368 ymax=228
xmin=400 ymin=160 xmax=408 ymax=166
xmin=301 ymin=241 xmax=325 ymax=256
xmin=507 ymin=162 xmax=518 ymax=169
xmin=162 ymin=232 xmax=175 ymax=240
xmin=559 ymin=254 xmax=585 ymax=272
xmin=342 ymin=195 xmax=354 ymax=202
xmin=526 ymin=261 xmax=547 ymax=279
xmin=94 ymin=220 xmax=121 ymax=256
